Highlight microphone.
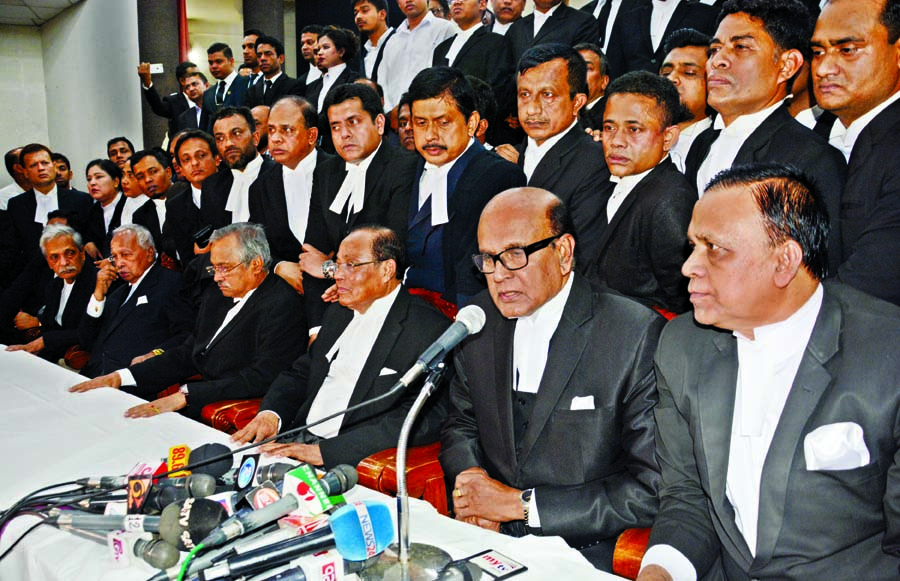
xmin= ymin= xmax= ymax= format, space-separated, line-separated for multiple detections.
xmin=257 ymin=462 xmax=296 ymax=483
xmin=75 ymin=472 xmax=217 ymax=495
xmin=157 ymin=497 xmax=229 ymax=551
xmin=187 ymin=443 xmax=234 ymax=478
xmin=398 ymin=305 xmax=486 ymax=387
xmin=133 ymin=537 xmax=181 ymax=570
xmin=47 ymin=510 xmax=160 ymax=533
xmin=198 ymin=500 xmax=393 ymax=580
xmin=200 ymin=465 xmax=358 ymax=549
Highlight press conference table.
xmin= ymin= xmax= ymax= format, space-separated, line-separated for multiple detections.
xmin=0 ymin=350 xmax=623 ymax=580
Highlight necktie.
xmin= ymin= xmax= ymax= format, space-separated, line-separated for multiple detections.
xmin=215 ymin=81 xmax=226 ymax=106
xmin=329 ymin=163 xmax=366 ymax=220
xmin=264 ymin=79 xmax=273 ymax=95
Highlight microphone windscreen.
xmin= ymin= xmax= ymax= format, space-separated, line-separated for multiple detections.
xmin=186 ymin=474 xmax=217 ymax=497
xmin=188 ymin=443 xmax=233 ymax=478
xmin=159 ymin=497 xmax=229 ymax=551
xmin=145 ymin=486 xmax=190 ymax=513
xmin=320 ymin=464 xmax=358 ymax=496
xmin=330 ymin=500 xmax=394 ymax=561
xmin=134 ymin=538 xmax=180 ymax=570
xmin=257 ymin=462 xmax=295 ymax=483
xmin=456 ymin=305 xmax=486 ymax=335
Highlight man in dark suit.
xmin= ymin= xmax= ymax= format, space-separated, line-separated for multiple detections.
xmin=404 ymin=67 xmax=526 ymax=308
xmin=441 ymin=188 xmax=662 ymax=569
xmin=594 ymin=71 xmax=694 ymax=314
xmin=72 ymin=224 xmax=306 ymax=421
xmin=2 ymin=224 xmax=97 ymax=361
xmin=243 ymin=36 xmax=303 ymax=109
xmin=638 ymin=163 xmax=900 ymax=581
xmin=496 ymin=44 xmax=609 ymax=267
xmin=200 ymin=43 xmax=252 ymax=133
xmin=432 ymin=0 xmax=515 ymax=89
xmin=581 ymin=0 xmax=634 ymax=51
xmin=249 ymin=96 xmax=330 ymax=296
xmin=138 ymin=61 xmax=197 ymax=139
xmin=166 ymin=130 xmax=220 ymax=268
xmin=6 ymin=144 xmax=92 ymax=273
xmin=686 ymin=0 xmax=846 ymax=275
xmin=233 ymin=226 xmax=451 ymax=468
xmin=75 ymin=224 xmax=195 ymax=379
xmin=201 ymin=107 xmax=276 ymax=231
xmin=489 ymin=0 xmax=525 ymax=35
xmin=130 ymin=149 xmax=187 ymax=262
xmin=576 ymin=43 xmax=610 ymax=130
xmin=605 ymin=0 xmax=718 ymax=80
xmin=298 ymin=84 xmax=417 ymax=329
xmin=173 ymin=72 xmax=209 ymax=132
xmin=506 ymin=0 xmax=599 ymax=63
xmin=811 ymin=0 xmax=900 ymax=306
xmin=296 ymin=25 xmax=325 ymax=97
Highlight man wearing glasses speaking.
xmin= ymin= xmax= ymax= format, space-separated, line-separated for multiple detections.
xmin=440 ymin=188 xmax=663 ymax=570
xmin=70 ymin=223 xmax=307 ymax=421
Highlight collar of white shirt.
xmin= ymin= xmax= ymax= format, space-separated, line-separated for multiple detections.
xmin=524 ymin=121 xmax=578 ymax=179
xmin=191 ymin=185 xmax=202 ymax=209
xmin=325 ymin=283 xmax=402 ymax=361
xmin=420 ymin=139 xmax=475 ymax=225
xmin=125 ymin=263 xmax=155 ymax=302
xmin=220 ymin=70 xmax=239 ymax=94
xmin=366 ymin=26 xmax=394 ymax=51
xmin=285 ymin=148 xmax=318 ymax=177
xmin=830 ymin=89 xmax=900 ymax=159
xmin=323 ymin=63 xmax=347 ymax=83
xmin=401 ymin=9 xmax=438 ymax=33
xmin=263 ymin=71 xmax=282 ymax=85
xmin=714 ymin=100 xmax=784 ymax=136
xmin=533 ymin=2 xmax=561 ymax=37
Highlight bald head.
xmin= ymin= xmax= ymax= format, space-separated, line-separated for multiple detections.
xmin=477 ymin=188 xmax=575 ymax=318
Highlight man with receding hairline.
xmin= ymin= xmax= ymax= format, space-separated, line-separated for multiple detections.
xmin=441 ymin=187 xmax=662 ymax=569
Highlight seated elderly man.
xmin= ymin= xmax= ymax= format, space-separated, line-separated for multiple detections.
xmin=232 ymin=225 xmax=451 ymax=468
xmin=70 ymin=223 xmax=307 ymax=420
xmin=639 ymin=163 xmax=900 ymax=580
xmin=440 ymin=188 xmax=663 ymax=570
xmin=75 ymin=224 xmax=195 ymax=378
xmin=2 ymin=224 xmax=96 ymax=361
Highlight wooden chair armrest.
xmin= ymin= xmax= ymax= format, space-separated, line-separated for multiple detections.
xmin=63 ymin=345 xmax=91 ymax=370
xmin=200 ymin=399 xmax=263 ymax=434
xmin=612 ymin=527 xmax=652 ymax=580
xmin=357 ymin=442 xmax=448 ymax=515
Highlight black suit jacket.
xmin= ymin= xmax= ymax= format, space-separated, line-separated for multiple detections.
xmin=833 ymin=98 xmax=900 ymax=306
xmin=441 ymin=276 xmax=663 ymax=568
xmin=580 ymin=0 xmax=639 ymax=48
xmin=200 ymin=75 xmax=253 ymax=132
xmin=175 ymin=105 xmax=201 ymax=132
xmin=686 ymin=106 xmax=847 ymax=275
xmin=515 ymin=126 xmax=611 ymax=265
xmin=129 ymin=274 xmax=306 ymax=417
xmin=200 ymin=157 xmax=278 ymax=230
xmin=261 ymin=287 xmax=451 ymax=467
xmin=586 ymin=158 xmax=695 ymax=313
xmin=132 ymin=183 xmax=188 ymax=260
xmin=406 ymin=144 xmax=527 ymax=304
xmin=243 ymin=73 xmax=304 ymax=108
xmin=432 ymin=26 xmax=515 ymax=90
xmin=606 ymin=0 xmax=718 ymax=79
xmin=84 ymin=195 xmax=126 ymax=257
xmin=650 ymin=283 xmax=900 ymax=579
xmin=143 ymin=85 xmax=191 ymax=138
xmin=506 ymin=5 xmax=600 ymax=63
xmin=248 ymin=151 xmax=333 ymax=265
xmin=6 ymin=188 xmax=93 ymax=268
xmin=163 ymin=186 xmax=203 ymax=267
xmin=79 ymin=265 xmax=196 ymax=377
xmin=580 ymin=96 xmax=607 ymax=131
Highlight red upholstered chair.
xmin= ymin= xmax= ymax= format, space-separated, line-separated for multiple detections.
xmin=63 ymin=345 xmax=91 ymax=370
xmin=357 ymin=442 xmax=448 ymax=516
xmin=612 ymin=527 xmax=652 ymax=579
xmin=200 ymin=399 xmax=263 ymax=434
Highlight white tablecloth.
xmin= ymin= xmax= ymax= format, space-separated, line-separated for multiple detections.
xmin=0 ymin=350 xmax=621 ymax=580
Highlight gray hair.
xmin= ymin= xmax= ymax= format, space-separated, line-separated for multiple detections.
xmin=209 ymin=222 xmax=272 ymax=270
xmin=39 ymin=224 xmax=82 ymax=256
xmin=112 ymin=223 xmax=156 ymax=253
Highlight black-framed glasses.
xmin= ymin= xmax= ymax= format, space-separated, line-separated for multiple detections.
xmin=322 ymin=259 xmax=384 ymax=279
xmin=205 ymin=263 xmax=243 ymax=276
xmin=472 ymin=235 xmax=561 ymax=274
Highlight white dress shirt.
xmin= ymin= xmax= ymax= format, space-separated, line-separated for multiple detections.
xmin=329 ymin=142 xmax=383 ymax=218
xmin=695 ymin=101 xmax=784 ymax=195
xmin=191 ymin=185 xmax=202 ymax=209
xmin=55 ymin=278 xmax=76 ymax=326
xmin=523 ymin=121 xmax=578 ymax=182
xmin=225 ymin=154 xmax=264 ymax=223
xmin=650 ymin=0 xmax=681 ymax=52
xmin=594 ymin=0 xmax=624 ymax=52
xmin=101 ymin=194 xmax=122 ymax=232
xmin=606 ymin=163 xmax=657 ymax=221
xmin=0 ymin=183 xmax=23 ymax=211
xmin=318 ymin=63 xmax=347 ymax=112
xmin=641 ymin=284 xmax=824 ymax=581
xmin=121 ymin=195 xmax=149 ymax=225
xmin=262 ymin=71 xmax=283 ymax=94
xmin=34 ymin=185 xmax=59 ymax=226
xmin=445 ymin=23 xmax=482 ymax=66
xmin=379 ymin=11 xmax=455 ymax=110
xmin=492 ymin=21 xmax=512 ymax=36
xmin=418 ymin=139 xmax=475 ymax=226
xmin=533 ymin=2 xmax=561 ymax=38
xmin=670 ymin=117 xmax=711 ymax=174
xmin=215 ymin=70 xmax=239 ymax=104
xmin=829 ymin=90 xmax=900 ymax=162
xmin=306 ymin=284 xmax=402 ymax=438
xmin=283 ymin=150 xmax=318 ymax=243
xmin=152 ymin=198 xmax=167 ymax=230
xmin=364 ymin=27 xmax=394 ymax=78
xmin=306 ymin=66 xmax=322 ymax=85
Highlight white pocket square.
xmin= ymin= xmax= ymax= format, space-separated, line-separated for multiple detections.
xmin=570 ymin=395 xmax=595 ymax=411
xmin=379 ymin=367 xmax=397 ymax=376
xmin=804 ymin=422 xmax=870 ymax=471
xmin=136 ymin=295 xmax=149 ymax=306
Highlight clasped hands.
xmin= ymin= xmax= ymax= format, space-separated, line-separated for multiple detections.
xmin=452 ymin=467 xmax=525 ymax=533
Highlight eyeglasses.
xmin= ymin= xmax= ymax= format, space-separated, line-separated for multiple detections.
xmin=205 ymin=263 xmax=243 ymax=276
xmin=322 ymin=259 xmax=384 ymax=279
xmin=472 ymin=235 xmax=561 ymax=274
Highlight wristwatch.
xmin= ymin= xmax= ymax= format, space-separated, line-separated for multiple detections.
xmin=520 ymin=488 xmax=533 ymax=524
xmin=322 ymin=259 xmax=335 ymax=280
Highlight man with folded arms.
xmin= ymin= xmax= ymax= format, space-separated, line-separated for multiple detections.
xmin=638 ymin=163 xmax=900 ymax=580
xmin=233 ymin=226 xmax=450 ymax=468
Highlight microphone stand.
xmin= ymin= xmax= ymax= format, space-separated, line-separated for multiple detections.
xmin=362 ymin=363 xmax=452 ymax=581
